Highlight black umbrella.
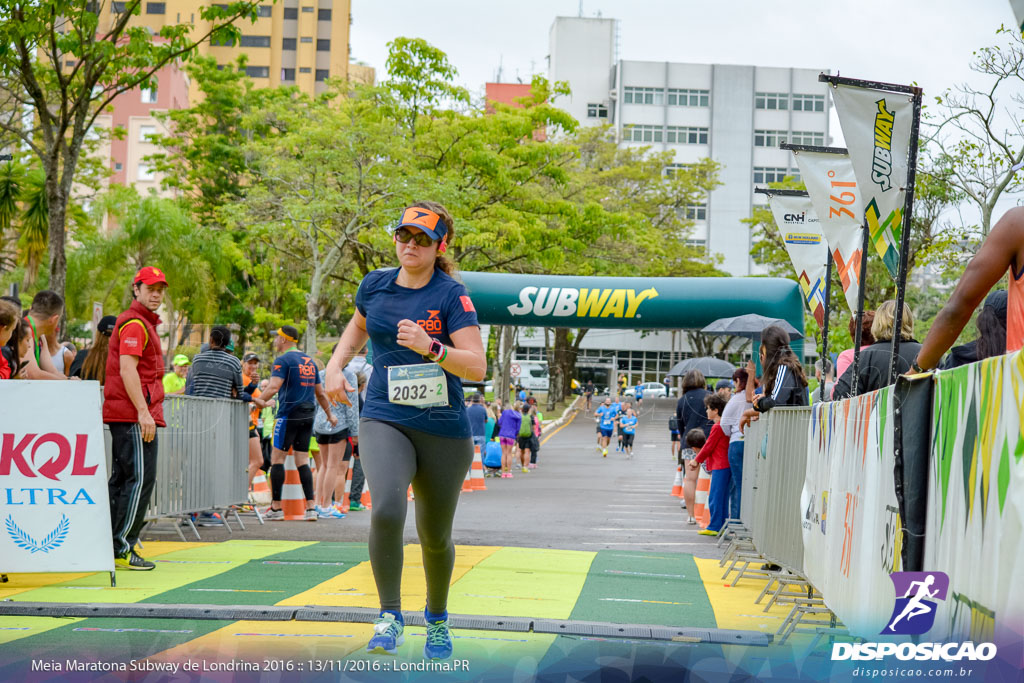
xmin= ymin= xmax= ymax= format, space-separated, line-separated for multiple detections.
xmin=701 ymin=314 xmax=803 ymax=340
xmin=666 ymin=356 xmax=738 ymax=378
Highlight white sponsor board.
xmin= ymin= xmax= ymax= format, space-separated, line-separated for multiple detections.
xmin=791 ymin=151 xmax=865 ymax=315
xmin=829 ymin=83 xmax=914 ymax=279
xmin=0 ymin=381 xmax=114 ymax=573
xmin=924 ymin=351 xmax=1024 ymax=643
xmin=803 ymin=386 xmax=902 ymax=636
xmin=766 ymin=193 xmax=829 ymax=328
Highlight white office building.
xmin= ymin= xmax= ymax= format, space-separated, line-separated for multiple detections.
xmin=548 ymin=16 xmax=832 ymax=277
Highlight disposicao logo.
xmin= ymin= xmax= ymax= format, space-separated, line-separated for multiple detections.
xmin=507 ymin=286 xmax=658 ymax=319
xmin=831 ymin=571 xmax=997 ymax=663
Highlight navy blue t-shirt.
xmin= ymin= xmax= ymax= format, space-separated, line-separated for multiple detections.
xmin=271 ymin=349 xmax=320 ymax=420
xmin=466 ymin=403 xmax=488 ymax=438
xmin=355 ymin=268 xmax=479 ymax=438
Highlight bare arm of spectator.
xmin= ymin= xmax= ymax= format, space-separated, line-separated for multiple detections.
xmin=23 ymin=331 xmax=67 ymax=380
xmin=259 ymin=376 xmax=283 ymax=402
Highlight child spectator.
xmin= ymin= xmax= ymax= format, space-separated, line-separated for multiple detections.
xmin=690 ymin=393 xmax=730 ymax=535
xmin=680 ymin=428 xmax=705 ymax=524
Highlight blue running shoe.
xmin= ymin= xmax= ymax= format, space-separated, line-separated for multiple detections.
xmin=367 ymin=611 xmax=404 ymax=654
xmin=423 ymin=616 xmax=453 ymax=660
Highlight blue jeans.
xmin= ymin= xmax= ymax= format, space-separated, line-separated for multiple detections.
xmin=728 ymin=441 xmax=744 ymax=521
xmin=472 ymin=436 xmax=486 ymax=451
xmin=708 ymin=467 xmax=731 ymax=532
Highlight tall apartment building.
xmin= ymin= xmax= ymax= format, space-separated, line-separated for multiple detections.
xmin=93 ymin=1 xmax=351 ymax=98
xmin=548 ymin=16 xmax=831 ymax=277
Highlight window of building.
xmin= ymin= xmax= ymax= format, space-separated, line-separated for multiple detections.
xmin=111 ymin=1 xmax=127 ymax=13
xmin=140 ymin=87 xmax=157 ymax=103
xmin=146 ymin=2 xmax=165 ymax=14
xmin=788 ymin=130 xmax=825 ymax=146
xmin=257 ymin=4 xmax=272 ymax=17
xmin=137 ymin=163 xmax=155 ymax=181
xmin=623 ymin=86 xmax=664 ymax=105
xmin=685 ymin=238 xmax=707 ymax=249
xmin=281 ymin=68 xmax=296 ymax=81
xmin=85 ymin=2 xmax=99 ymax=13
xmin=301 ymin=5 xmax=314 ymax=12
xmin=666 ymin=126 xmax=708 ymax=145
xmin=65 ymin=60 xmax=76 ymax=68
xmin=754 ymin=129 xmax=787 ymax=147
xmin=755 ymin=92 xmax=789 ymax=110
xmin=667 ymin=88 xmax=709 ymax=107
xmin=300 ymin=36 xmax=313 ymax=43
xmin=664 ymin=163 xmax=685 ymax=177
xmin=210 ymin=35 xmax=236 ymax=47
xmin=138 ymin=125 xmax=156 ymax=142
xmin=239 ymin=35 xmax=271 ymax=48
xmin=792 ymin=93 xmax=825 ymax=112
xmin=315 ymin=69 xmax=329 ymax=81
xmin=299 ymin=67 xmax=312 ymax=73
xmin=753 ymin=166 xmax=798 ymax=184
xmin=245 ymin=66 xmax=270 ymax=78
xmin=318 ymin=8 xmax=331 ymax=20
xmin=622 ymin=124 xmax=662 ymax=143
xmin=284 ymin=7 xmax=298 ymax=19
xmin=316 ymin=39 xmax=330 ymax=51
xmin=586 ymin=103 xmax=608 ymax=119
xmin=684 ymin=204 xmax=707 ymax=221
xmin=282 ymin=37 xmax=296 ymax=50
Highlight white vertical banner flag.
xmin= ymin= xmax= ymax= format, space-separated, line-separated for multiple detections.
xmin=767 ymin=193 xmax=830 ymax=328
xmin=830 ymin=84 xmax=914 ymax=279
xmin=792 ymin=151 xmax=864 ymax=315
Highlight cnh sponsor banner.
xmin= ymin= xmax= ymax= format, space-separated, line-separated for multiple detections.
xmin=830 ymin=83 xmax=914 ymax=279
xmin=925 ymin=350 xmax=1024 ymax=643
xmin=792 ymin=151 xmax=864 ymax=315
xmin=803 ymin=386 xmax=902 ymax=636
xmin=0 ymin=381 xmax=113 ymax=573
xmin=766 ymin=193 xmax=829 ymax=328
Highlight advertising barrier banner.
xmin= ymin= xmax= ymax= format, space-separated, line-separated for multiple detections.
xmin=829 ymin=83 xmax=914 ymax=279
xmin=791 ymin=150 xmax=864 ymax=315
xmin=803 ymin=386 xmax=902 ymax=636
xmin=766 ymin=193 xmax=829 ymax=328
xmin=0 ymin=381 xmax=113 ymax=573
xmin=925 ymin=350 xmax=1024 ymax=642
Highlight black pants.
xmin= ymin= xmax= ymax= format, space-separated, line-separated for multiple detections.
xmin=108 ymin=422 xmax=158 ymax=557
xmin=350 ymin=454 xmax=365 ymax=505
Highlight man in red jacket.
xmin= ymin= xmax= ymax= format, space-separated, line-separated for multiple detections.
xmin=689 ymin=393 xmax=730 ymax=535
xmin=103 ymin=266 xmax=168 ymax=570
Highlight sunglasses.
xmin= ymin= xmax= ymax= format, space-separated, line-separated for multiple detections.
xmin=394 ymin=226 xmax=436 ymax=248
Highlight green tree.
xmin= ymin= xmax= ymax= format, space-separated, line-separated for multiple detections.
xmin=384 ymin=36 xmax=469 ymax=138
xmin=0 ymin=0 xmax=264 ymax=303
xmin=66 ymin=186 xmax=235 ymax=357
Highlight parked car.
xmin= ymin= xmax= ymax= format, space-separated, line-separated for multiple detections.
xmin=623 ymin=381 xmax=670 ymax=399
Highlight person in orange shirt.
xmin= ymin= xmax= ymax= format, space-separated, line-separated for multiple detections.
xmin=917 ymin=207 xmax=1024 ymax=369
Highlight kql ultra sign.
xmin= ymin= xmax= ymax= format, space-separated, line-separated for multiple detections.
xmin=1 ymin=433 xmax=99 ymax=505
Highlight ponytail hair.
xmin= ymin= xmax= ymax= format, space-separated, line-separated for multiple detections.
xmin=410 ymin=200 xmax=457 ymax=276
xmin=761 ymin=324 xmax=808 ymax=394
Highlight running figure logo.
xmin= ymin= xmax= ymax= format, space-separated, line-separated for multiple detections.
xmin=884 ymin=571 xmax=949 ymax=635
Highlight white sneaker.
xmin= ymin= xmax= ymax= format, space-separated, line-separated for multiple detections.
xmin=305 ymin=508 xmax=318 ymax=521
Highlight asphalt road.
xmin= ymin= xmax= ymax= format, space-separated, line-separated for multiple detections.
xmin=147 ymin=398 xmax=726 ymax=560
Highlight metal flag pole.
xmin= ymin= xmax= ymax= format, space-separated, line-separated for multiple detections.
xmin=888 ymin=87 xmax=924 ymax=384
xmin=820 ymin=251 xmax=833 ymax=401
xmin=851 ymin=219 xmax=870 ymax=396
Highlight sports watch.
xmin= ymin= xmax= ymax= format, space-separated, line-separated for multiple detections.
xmin=426 ymin=338 xmax=445 ymax=362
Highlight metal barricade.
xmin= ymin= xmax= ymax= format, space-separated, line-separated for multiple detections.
xmin=104 ymin=395 xmax=250 ymax=522
xmin=755 ymin=406 xmax=811 ymax=573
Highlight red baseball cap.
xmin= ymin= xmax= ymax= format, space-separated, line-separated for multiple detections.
xmin=134 ymin=266 xmax=168 ymax=286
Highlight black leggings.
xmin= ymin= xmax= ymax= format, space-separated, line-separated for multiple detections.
xmin=359 ymin=418 xmax=474 ymax=614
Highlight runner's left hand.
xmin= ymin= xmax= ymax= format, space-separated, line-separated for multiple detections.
xmin=396 ymin=319 xmax=431 ymax=356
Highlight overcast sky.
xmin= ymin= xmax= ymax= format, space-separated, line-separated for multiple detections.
xmin=351 ymin=0 xmax=1016 ymax=103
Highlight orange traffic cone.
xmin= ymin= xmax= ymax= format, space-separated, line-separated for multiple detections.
xmin=407 ymin=485 xmax=414 ymax=501
xmin=470 ymin=445 xmax=486 ymax=491
xmin=250 ymin=472 xmax=272 ymax=505
xmin=361 ymin=482 xmax=372 ymax=510
xmin=462 ymin=460 xmax=474 ymax=493
xmin=693 ymin=468 xmax=712 ymax=529
xmin=281 ymin=453 xmax=307 ymax=521
xmin=671 ymin=466 xmax=683 ymax=498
